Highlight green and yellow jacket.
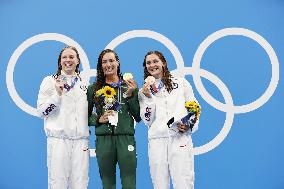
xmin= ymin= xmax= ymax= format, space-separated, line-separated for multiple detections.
xmin=87 ymin=82 xmax=141 ymax=135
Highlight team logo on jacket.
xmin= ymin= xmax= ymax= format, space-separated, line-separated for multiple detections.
xmin=80 ymin=85 xmax=87 ymax=91
xmin=173 ymin=82 xmax=178 ymax=89
xmin=145 ymin=107 xmax=151 ymax=121
xmin=128 ymin=145 xmax=134 ymax=152
xmin=42 ymin=104 xmax=56 ymax=116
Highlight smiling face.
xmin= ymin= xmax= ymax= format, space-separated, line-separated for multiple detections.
xmin=145 ymin=53 xmax=165 ymax=79
xmin=60 ymin=48 xmax=79 ymax=75
xmin=101 ymin=52 xmax=119 ymax=77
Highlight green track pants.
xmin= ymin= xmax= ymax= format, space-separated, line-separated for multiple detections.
xmin=96 ymin=135 xmax=137 ymax=189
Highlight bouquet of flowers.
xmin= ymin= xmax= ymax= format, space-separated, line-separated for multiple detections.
xmin=96 ymin=86 xmax=121 ymax=112
xmin=185 ymin=101 xmax=201 ymax=120
xmin=167 ymin=101 xmax=201 ymax=132
xmin=96 ymin=86 xmax=121 ymax=126
xmin=183 ymin=101 xmax=201 ymax=130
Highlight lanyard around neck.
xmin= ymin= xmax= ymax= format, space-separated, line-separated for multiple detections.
xmin=107 ymin=79 xmax=123 ymax=88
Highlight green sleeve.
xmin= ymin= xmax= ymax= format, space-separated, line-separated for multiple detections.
xmin=87 ymin=84 xmax=98 ymax=126
xmin=126 ymin=88 xmax=141 ymax=122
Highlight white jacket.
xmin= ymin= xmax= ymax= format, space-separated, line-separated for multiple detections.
xmin=138 ymin=77 xmax=199 ymax=139
xmin=37 ymin=74 xmax=89 ymax=139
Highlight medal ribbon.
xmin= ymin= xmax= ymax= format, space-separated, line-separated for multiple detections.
xmin=64 ymin=77 xmax=78 ymax=91
xmin=108 ymin=79 xmax=123 ymax=88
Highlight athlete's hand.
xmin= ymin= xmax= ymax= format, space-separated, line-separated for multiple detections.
xmin=55 ymin=78 xmax=64 ymax=96
xmin=124 ymin=79 xmax=138 ymax=97
xmin=99 ymin=110 xmax=114 ymax=123
xmin=141 ymin=82 xmax=152 ymax=98
xmin=177 ymin=123 xmax=189 ymax=133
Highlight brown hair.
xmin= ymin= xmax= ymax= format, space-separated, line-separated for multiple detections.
xmin=143 ymin=51 xmax=173 ymax=93
xmin=93 ymin=49 xmax=122 ymax=108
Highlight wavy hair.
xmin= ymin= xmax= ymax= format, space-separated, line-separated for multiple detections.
xmin=143 ymin=51 xmax=173 ymax=93
xmin=93 ymin=49 xmax=122 ymax=108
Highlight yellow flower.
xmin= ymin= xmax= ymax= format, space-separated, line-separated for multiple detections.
xmin=96 ymin=89 xmax=104 ymax=97
xmin=185 ymin=101 xmax=197 ymax=109
xmin=185 ymin=101 xmax=201 ymax=119
xmin=103 ymin=86 xmax=116 ymax=98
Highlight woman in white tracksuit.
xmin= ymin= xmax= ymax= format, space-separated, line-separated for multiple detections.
xmin=138 ymin=51 xmax=199 ymax=189
xmin=37 ymin=46 xmax=89 ymax=189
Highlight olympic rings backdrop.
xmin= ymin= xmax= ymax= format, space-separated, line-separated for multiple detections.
xmin=1 ymin=0 xmax=283 ymax=188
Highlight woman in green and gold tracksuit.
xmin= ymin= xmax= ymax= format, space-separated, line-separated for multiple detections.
xmin=87 ymin=49 xmax=141 ymax=189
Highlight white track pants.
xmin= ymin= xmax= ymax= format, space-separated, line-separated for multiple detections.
xmin=148 ymin=135 xmax=194 ymax=189
xmin=47 ymin=137 xmax=89 ymax=189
